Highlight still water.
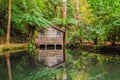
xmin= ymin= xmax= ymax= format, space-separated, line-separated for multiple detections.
xmin=0 ymin=49 xmax=120 ymax=80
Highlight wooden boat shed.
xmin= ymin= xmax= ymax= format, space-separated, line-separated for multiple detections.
xmin=35 ymin=24 xmax=66 ymax=67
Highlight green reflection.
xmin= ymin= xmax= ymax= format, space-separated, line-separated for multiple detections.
xmin=0 ymin=49 xmax=120 ymax=80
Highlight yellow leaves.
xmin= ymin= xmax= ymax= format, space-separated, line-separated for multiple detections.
xmin=78 ymin=71 xmax=90 ymax=80
xmin=80 ymin=0 xmax=89 ymax=12
xmin=100 ymin=15 xmax=103 ymax=19
xmin=79 ymin=0 xmax=93 ymax=24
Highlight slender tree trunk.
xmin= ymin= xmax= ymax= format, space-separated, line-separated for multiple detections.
xmin=29 ymin=29 xmax=33 ymax=40
xmin=61 ymin=0 xmax=67 ymax=65
xmin=62 ymin=0 xmax=67 ymax=19
xmin=6 ymin=0 xmax=11 ymax=44
xmin=62 ymin=0 xmax=67 ymax=38
xmin=5 ymin=53 xmax=12 ymax=80
xmin=29 ymin=26 xmax=35 ymax=40
xmin=54 ymin=6 xmax=57 ymax=18
xmin=112 ymin=41 xmax=115 ymax=46
xmin=93 ymin=36 xmax=98 ymax=44
xmin=75 ymin=0 xmax=82 ymax=44
xmin=75 ymin=0 xmax=79 ymax=20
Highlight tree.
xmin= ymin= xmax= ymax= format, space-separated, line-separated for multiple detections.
xmin=88 ymin=0 xmax=120 ymax=45
xmin=48 ymin=0 xmax=62 ymax=18
xmin=6 ymin=0 xmax=11 ymax=44
xmin=62 ymin=0 xmax=67 ymax=19
xmin=75 ymin=0 xmax=79 ymax=20
xmin=11 ymin=0 xmax=50 ymax=39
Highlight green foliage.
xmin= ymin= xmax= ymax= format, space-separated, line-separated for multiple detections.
xmin=0 ymin=28 xmax=4 ymax=36
xmin=0 ymin=0 xmax=7 ymax=37
xmin=24 ymin=68 xmax=55 ymax=80
xmin=48 ymin=0 xmax=62 ymax=6
xmin=0 ymin=0 xmax=120 ymax=44
xmin=52 ymin=18 xmax=76 ymax=26
xmin=78 ymin=0 xmax=120 ymax=44
xmin=28 ymin=39 xmax=36 ymax=59
xmin=87 ymin=26 xmax=106 ymax=42
xmin=0 ymin=0 xmax=51 ymax=38
xmin=28 ymin=40 xmax=35 ymax=52
xmin=68 ymin=28 xmax=82 ymax=46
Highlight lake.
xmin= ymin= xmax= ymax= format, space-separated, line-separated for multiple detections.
xmin=0 ymin=49 xmax=120 ymax=80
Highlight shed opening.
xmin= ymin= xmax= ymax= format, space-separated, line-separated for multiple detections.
xmin=47 ymin=44 xmax=55 ymax=50
xmin=40 ymin=44 xmax=45 ymax=50
xmin=56 ymin=44 xmax=62 ymax=50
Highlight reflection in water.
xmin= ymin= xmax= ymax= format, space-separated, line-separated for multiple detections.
xmin=38 ymin=49 xmax=65 ymax=67
xmin=5 ymin=52 xmax=12 ymax=80
xmin=0 ymin=51 xmax=30 ymax=80
xmin=0 ymin=49 xmax=120 ymax=80
xmin=63 ymin=49 xmax=120 ymax=80
xmin=0 ymin=52 xmax=12 ymax=80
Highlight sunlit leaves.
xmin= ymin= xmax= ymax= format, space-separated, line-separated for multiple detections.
xmin=52 ymin=18 xmax=76 ymax=26
xmin=82 ymin=0 xmax=120 ymax=43
xmin=80 ymin=0 xmax=92 ymax=24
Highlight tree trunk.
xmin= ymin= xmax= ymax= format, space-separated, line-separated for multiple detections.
xmin=54 ymin=6 xmax=57 ymax=18
xmin=61 ymin=0 xmax=67 ymax=46
xmin=93 ymin=37 xmax=98 ymax=44
xmin=112 ymin=41 xmax=115 ymax=46
xmin=5 ymin=53 xmax=12 ymax=80
xmin=6 ymin=0 xmax=11 ymax=44
xmin=29 ymin=26 xmax=35 ymax=40
xmin=62 ymin=0 xmax=67 ymax=19
xmin=75 ymin=0 xmax=79 ymax=20
xmin=29 ymin=29 xmax=33 ymax=40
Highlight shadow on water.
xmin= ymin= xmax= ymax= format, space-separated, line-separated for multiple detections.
xmin=0 ymin=49 xmax=120 ymax=80
xmin=0 ymin=51 xmax=34 ymax=80
xmin=0 ymin=55 xmax=8 ymax=80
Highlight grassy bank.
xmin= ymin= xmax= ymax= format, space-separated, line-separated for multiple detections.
xmin=67 ymin=42 xmax=120 ymax=55
xmin=0 ymin=44 xmax=28 ymax=55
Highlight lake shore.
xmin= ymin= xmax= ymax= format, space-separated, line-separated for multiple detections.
xmin=0 ymin=44 xmax=28 ymax=55
xmin=67 ymin=42 xmax=120 ymax=55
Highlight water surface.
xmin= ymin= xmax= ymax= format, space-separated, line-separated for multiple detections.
xmin=0 ymin=49 xmax=120 ymax=80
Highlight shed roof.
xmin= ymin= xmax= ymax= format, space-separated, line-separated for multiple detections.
xmin=38 ymin=24 xmax=65 ymax=32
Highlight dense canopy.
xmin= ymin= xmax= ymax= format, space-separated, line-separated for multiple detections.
xmin=0 ymin=0 xmax=120 ymax=44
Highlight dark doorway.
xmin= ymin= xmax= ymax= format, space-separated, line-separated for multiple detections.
xmin=56 ymin=44 xmax=62 ymax=50
xmin=47 ymin=44 xmax=55 ymax=50
xmin=40 ymin=44 xmax=45 ymax=50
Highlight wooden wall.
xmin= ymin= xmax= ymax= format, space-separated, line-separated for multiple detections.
xmin=36 ymin=27 xmax=65 ymax=67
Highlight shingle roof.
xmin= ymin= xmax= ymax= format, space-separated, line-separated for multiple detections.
xmin=50 ymin=24 xmax=65 ymax=32
xmin=38 ymin=24 xmax=65 ymax=32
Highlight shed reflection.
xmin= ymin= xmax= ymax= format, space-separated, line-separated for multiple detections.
xmin=38 ymin=45 xmax=65 ymax=67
